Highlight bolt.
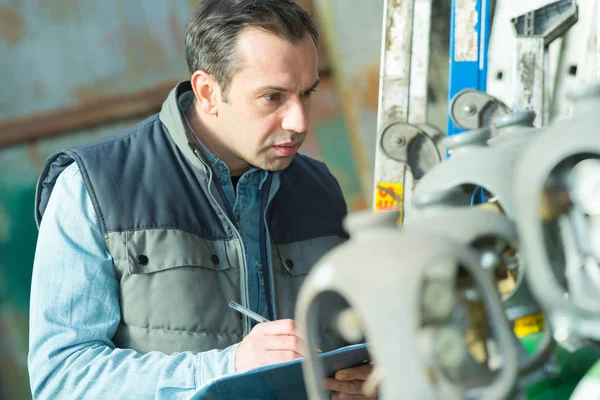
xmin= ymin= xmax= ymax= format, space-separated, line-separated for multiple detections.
xmin=463 ymin=103 xmax=477 ymax=115
xmin=395 ymin=136 xmax=406 ymax=147
xmin=480 ymin=250 xmax=500 ymax=270
xmin=554 ymin=327 xmax=569 ymax=343
xmin=543 ymin=361 xmax=561 ymax=377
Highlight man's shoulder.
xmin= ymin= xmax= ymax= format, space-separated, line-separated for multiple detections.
xmin=269 ymin=154 xmax=348 ymax=243
xmin=279 ymin=153 xmax=346 ymax=207
xmin=71 ymin=113 xmax=162 ymax=154
xmin=287 ymin=153 xmax=334 ymax=179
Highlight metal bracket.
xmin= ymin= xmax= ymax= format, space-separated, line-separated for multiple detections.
xmin=511 ymin=0 xmax=579 ymax=44
xmin=449 ymin=89 xmax=511 ymax=130
xmin=380 ymin=122 xmax=443 ymax=180
xmin=512 ymin=0 xmax=579 ymax=126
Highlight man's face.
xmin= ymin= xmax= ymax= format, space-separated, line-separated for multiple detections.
xmin=214 ymin=28 xmax=319 ymax=172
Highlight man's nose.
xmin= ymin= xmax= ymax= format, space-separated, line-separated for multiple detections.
xmin=281 ymin=98 xmax=309 ymax=134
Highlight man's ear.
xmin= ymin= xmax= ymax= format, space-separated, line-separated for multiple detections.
xmin=190 ymin=70 xmax=219 ymax=115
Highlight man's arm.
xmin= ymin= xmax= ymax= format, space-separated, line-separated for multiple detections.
xmin=28 ymin=163 xmax=238 ymax=400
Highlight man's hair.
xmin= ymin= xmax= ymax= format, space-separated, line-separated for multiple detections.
xmin=184 ymin=0 xmax=319 ymax=102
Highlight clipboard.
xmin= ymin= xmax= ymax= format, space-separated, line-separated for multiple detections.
xmin=189 ymin=343 xmax=370 ymax=400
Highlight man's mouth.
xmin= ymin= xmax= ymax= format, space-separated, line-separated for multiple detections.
xmin=272 ymin=142 xmax=301 ymax=156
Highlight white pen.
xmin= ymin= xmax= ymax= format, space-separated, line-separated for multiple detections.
xmin=228 ymin=301 xmax=322 ymax=353
xmin=228 ymin=301 xmax=270 ymax=323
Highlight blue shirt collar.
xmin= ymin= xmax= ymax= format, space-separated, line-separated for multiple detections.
xmin=178 ymin=91 xmax=270 ymax=188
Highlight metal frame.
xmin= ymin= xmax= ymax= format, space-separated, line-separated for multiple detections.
xmin=511 ymin=0 xmax=578 ymax=126
xmin=373 ymin=0 xmax=433 ymax=222
xmin=447 ymin=0 xmax=492 ymax=137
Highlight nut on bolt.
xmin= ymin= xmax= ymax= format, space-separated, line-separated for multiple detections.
xmin=463 ymin=103 xmax=477 ymax=115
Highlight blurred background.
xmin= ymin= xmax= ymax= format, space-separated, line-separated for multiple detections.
xmin=0 ymin=0 xmax=452 ymax=397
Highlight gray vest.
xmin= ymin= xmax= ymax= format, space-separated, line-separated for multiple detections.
xmin=35 ymin=81 xmax=348 ymax=355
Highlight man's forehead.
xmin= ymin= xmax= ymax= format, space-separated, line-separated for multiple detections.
xmin=235 ymin=28 xmax=317 ymax=66
xmin=233 ymin=28 xmax=319 ymax=91
xmin=236 ymin=27 xmax=312 ymax=49
xmin=244 ymin=71 xmax=319 ymax=93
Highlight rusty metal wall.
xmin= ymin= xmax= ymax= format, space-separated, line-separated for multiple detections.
xmin=0 ymin=0 xmax=193 ymax=119
xmin=0 ymin=1 xmax=365 ymax=397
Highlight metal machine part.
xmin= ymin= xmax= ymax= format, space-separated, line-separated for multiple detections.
xmin=410 ymin=207 xmax=540 ymax=322
xmin=296 ymin=211 xmax=519 ymax=400
xmin=379 ymin=122 xmax=444 ymax=180
xmin=449 ymin=89 xmax=511 ymax=130
xmin=407 ymin=206 xmax=556 ymax=390
xmin=488 ymin=111 xmax=539 ymax=146
xmin=413 ymin=111 xmax=539 ymax=220
xmin=511 ymin=0 xmax=578 ymax=127
xmin=515 ymin=87 xmax=600 ymax=347
xmin=409 ymin=111 xmax=554 ymax=382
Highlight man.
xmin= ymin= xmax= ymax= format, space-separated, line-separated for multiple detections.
xmin=28 ymin=0 xmax=375 ymax=399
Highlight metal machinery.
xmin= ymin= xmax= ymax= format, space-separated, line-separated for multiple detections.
xmin=295 ymin=0 xmax=600 ymax=398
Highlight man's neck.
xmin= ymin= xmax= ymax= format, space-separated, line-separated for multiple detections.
xmin=185 ymin=103 xmax=251 ymax=176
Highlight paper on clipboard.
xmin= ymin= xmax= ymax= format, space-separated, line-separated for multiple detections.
xmin=189 ymin=343 xmax=370 ymax=400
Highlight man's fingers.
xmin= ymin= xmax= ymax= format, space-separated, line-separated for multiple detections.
xmin=266 ymin=349 xmax=303 ymax=363
xmin=255 ymin=319 xmax=297 ymax=335
xmin=265 ymin=335 xmax=305 ymax=356
xmin=335 ymin=363 xmax=374 ymax=381
xmin=323 ymin=378 xmax=365 ymax=395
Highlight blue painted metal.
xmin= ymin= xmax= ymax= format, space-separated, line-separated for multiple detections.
xmin=447 ymin=0 xmax=492 ymax=137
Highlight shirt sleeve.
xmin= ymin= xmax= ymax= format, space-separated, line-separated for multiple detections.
xmin=28 ymin=162 xmax=239 ymax=400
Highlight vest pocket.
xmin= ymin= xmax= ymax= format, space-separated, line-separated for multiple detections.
xmin=107 ymin=229 xmax=243 ymax=353
xmin=272 ymin=235 xmax=344 ymax=318
xmin=125 ymin=229 xmax=231 ymax=274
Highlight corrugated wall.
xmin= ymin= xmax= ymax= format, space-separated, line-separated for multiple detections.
xmin=0 ymin=1 xmax=365 ymax=397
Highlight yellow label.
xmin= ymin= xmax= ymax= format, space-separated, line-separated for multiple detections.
xmin=375 ymin=182 xmax=404 ymax=224
xmin=513 ymin=313 xmax=544 ymax=338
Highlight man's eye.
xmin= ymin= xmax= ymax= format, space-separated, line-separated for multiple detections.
xmin=264 ymin=93 xmax=282 ymax=102
xmin=301 ymin=89 xmax=316 ymax=98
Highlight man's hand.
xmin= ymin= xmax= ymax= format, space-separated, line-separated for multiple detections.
xmin=235 ymin=319 xmax=304 ymax=371
xmin=324 ymin=363 xmax=378 ymax=400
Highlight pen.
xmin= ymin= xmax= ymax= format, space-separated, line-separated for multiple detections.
xmin=228 ymin=301 xmax=270 ymax=323
xmin=228 ymin=301 xmax=322 ymax=353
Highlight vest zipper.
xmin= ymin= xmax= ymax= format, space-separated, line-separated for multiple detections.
xmin=192 ymin=148 xmax=251 ymax=335
xmin=260 ymin=176 xmax=276 ymax=320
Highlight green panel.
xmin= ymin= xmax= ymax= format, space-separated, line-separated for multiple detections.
xmin=521 ymin=332 xmax=600 ymax=399
xmin=0 ymin=184 xmax=36 ymax=399
xmin=0 ymin=185 xmax=37 ymax=309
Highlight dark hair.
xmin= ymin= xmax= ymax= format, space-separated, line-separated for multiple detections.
xmin=184 ymin=0 xmax=319 ymax=101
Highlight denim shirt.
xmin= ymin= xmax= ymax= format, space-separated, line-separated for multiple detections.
xmin=28 ymin=159 xmax=279 ymax=397
xmin=180 ymin=89 xmax=275 ymax=321
xmin=197 ymin=144 xmax=271 ymax=320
